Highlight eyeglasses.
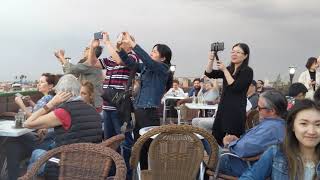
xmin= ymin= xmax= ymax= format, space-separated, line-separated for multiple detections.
xmin=257 ymin=105 xmax=269 ymax=111
xmin=230 ymin=51 xmax=244 ymax=55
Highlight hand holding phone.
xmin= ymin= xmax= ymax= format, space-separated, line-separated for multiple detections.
xmin=94 ymin=32 xmax=103 ymax=40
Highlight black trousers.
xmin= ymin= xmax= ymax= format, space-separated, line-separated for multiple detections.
xmin=133 ymin=108 xmax=160 ymax=170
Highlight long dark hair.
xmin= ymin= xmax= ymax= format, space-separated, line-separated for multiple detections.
xmin=282 ymin=99 xmax=320 ymax=180
xmin=228 ymin=43 xmax=250 ymax=76
xmin=153 ymin=44 xmax=173 ymax=91
xmin=153 ymin=44 xmax=172 ymax=66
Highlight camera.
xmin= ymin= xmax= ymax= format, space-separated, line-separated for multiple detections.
xmin=94 ymin=32 xmax=103 ymax=40
xmin=211 ymin=42 xmax=224 ymax=52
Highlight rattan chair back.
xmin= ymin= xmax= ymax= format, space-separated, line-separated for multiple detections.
xmin=130 ymin=124 xmax=219 ymax=180
xmin=19 ymin=143 xmax=126 ymax=180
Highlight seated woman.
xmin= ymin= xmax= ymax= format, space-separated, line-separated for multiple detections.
xmin=240 ymin=99 xmax=320 ymax=179
xmin=80 ymin=80 xmax=95 ymax=106
xmin=5 ymin=73 xmax=59 ymax=180
xmin=15 ymin=73 xmax=58 ymax=118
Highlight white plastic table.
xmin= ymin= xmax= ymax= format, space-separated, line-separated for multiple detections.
xmin=162 ymin=96 xmax=186 ymax=124
xmin=185 ymin=103 xmax=218 ymax=118
xmin=0 ymin=120 xmax=34 ymax=137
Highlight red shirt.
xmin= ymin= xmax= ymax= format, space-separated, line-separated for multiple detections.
xmin=54 ymin=108 xmax=71 ymax=130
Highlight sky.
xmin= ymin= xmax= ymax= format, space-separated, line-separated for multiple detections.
xmin=0 ymin=0 xmax=320 ymax=84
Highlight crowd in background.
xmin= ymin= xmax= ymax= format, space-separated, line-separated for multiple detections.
xmin=2 ymin=32 xmax=320 ymax=180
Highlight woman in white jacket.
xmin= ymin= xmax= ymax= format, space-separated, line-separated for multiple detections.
xmin=298 ymin=57 xmax=320 ymax=99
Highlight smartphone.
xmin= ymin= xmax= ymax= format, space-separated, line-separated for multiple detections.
xmin=94 ymin=32 xmax=103 ymax=40
xmin=211 ymin=42 xmax=224 ymax=52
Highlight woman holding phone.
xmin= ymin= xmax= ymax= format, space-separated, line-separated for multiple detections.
xmin=205 ymin=43 xmax=253 ymax=146
xmin=298 ymin=57 xmax=320 ymax=100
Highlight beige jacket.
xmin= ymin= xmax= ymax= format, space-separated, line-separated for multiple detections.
xmin=298 ymin=70 xmax=320 ymax=99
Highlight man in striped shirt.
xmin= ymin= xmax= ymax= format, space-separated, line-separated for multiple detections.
xmin=87 ymin=32 xmax=139 ymax=179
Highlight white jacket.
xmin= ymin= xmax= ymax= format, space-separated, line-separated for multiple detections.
xmin=298 ymin=70 xmax=320 ymax=99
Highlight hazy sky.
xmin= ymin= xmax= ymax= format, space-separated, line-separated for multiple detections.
xmin=1 ymin=0 xmax=320 ymax=83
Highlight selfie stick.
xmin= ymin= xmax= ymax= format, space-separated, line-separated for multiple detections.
xmin=214 ymin=51 xmax=220 ymax=61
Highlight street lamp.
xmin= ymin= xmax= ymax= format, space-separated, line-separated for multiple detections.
xmin=289 ymin=66 xmax=296 ymax=85
xmin=169 ymin=65 xmax=176 ymax=73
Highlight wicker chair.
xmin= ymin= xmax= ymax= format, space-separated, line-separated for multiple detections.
xmin=101 ymin=134 xmax=126 ymax=150
xmin=130 ymin=124 xmax=219 ymax=180
xmin=18 ymin=143 xmax=127 ymax=180
xmin=206 ymin=149 xmax=261 ymax=180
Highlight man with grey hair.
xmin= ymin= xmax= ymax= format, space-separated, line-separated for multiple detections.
xmin=23 ymin=74 xmax=102 ymax=179
xmin=218 ymin=90 xmax=288 ymax=177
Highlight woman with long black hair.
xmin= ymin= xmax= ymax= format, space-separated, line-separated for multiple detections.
xmin=205 ymin=43 xmax=253 ymax=146
xmin=118 ymin=32 xmax=172 ymax=169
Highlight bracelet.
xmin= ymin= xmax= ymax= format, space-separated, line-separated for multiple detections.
xmin=43 ymin=104 xmax=51 ymax=112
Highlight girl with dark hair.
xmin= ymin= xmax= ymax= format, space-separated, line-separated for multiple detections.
xmin=118 ymin=32 xmax=172 ymax=169
xmin=240 ymin=99 xmax=320 ymax=179
xmin=298 ymin=57 xmax=320 ymax=99
xmin=205 ymin=43 xmax=253 ymax=146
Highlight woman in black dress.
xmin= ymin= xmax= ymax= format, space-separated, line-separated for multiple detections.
xmin=205 ymin=43 xmax=253 ymax=146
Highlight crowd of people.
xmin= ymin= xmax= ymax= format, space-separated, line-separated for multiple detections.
xmin=2 ymin=32 xmax=320 ymax=180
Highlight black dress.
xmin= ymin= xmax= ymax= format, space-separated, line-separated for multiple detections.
xmin=205 ymin=66 xmax=253 ymax=146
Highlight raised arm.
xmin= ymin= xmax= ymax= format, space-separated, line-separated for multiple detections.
xmin=121 ymin=32 xmax=166 ymax=72
xmin=204 ymin=52 xmax=224 ymax=79
xmin=86 ymin=40 xmax=102 ymax=68
xmin=100 ymin=32 xmax=125 ymax=65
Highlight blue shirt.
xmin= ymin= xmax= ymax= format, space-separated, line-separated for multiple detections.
xmin=33 ymin=95 xmax=53 ymax=112
xmin=229 ymin=117 xmax=286 ymax=157
xmin=240 ymin=145 xmax=320 ymax=180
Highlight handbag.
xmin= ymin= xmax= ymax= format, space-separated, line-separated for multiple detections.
xmin=101 ymin=64 xmax=138 ymax=124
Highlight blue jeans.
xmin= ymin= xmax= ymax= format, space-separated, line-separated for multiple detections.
xmin=218 ymin=155 xmax=248 ymax=177
xmin=28 ymin=149 xmax=47 ymax=176
xmin=103 ymin=110 xmax=133 ymax=180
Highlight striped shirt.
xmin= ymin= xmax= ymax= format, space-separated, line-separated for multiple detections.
xmin=99 ymin=53 xmax=138 ymax=110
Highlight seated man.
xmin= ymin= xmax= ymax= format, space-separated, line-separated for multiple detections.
xmin=219 ymin=90 xmax=287 ymax=177
xmin=286 ymin=82 xmax=308 ymax=109
xmin=162 ymin=80 xmax=186 ymax=119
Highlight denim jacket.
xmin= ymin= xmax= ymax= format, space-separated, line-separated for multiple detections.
xmin=118 ymin=44 xmax=169 ymax=108
xmin=240 ymin=145 xmax=320 ymax=180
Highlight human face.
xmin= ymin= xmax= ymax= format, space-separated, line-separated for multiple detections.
xmin=310 ymin=62 xmax=319 ymax=71
xmin=257 ymin=97 xmax=273 ymax=119
xmin=150 ymin=46 xmax=163 ymax=62
xmin=230 ymin=45 xmax=247 ymax=65
xmin=193 ymin=81 xmax=200 ymax=89
xmin=37 ymin=76 xmax=52 ymax=95
xmin=257 ymin=81 xmax=263 ymax=88
xmin=172 ymin=82 xmax=179 ymax=90
xmin=295 ymin=92 xmax=306 ymax=100
xmin=293 ymin=109 xmax=320 ymax=149
xmin=80 ymin=86 xmax=92 ymax=104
